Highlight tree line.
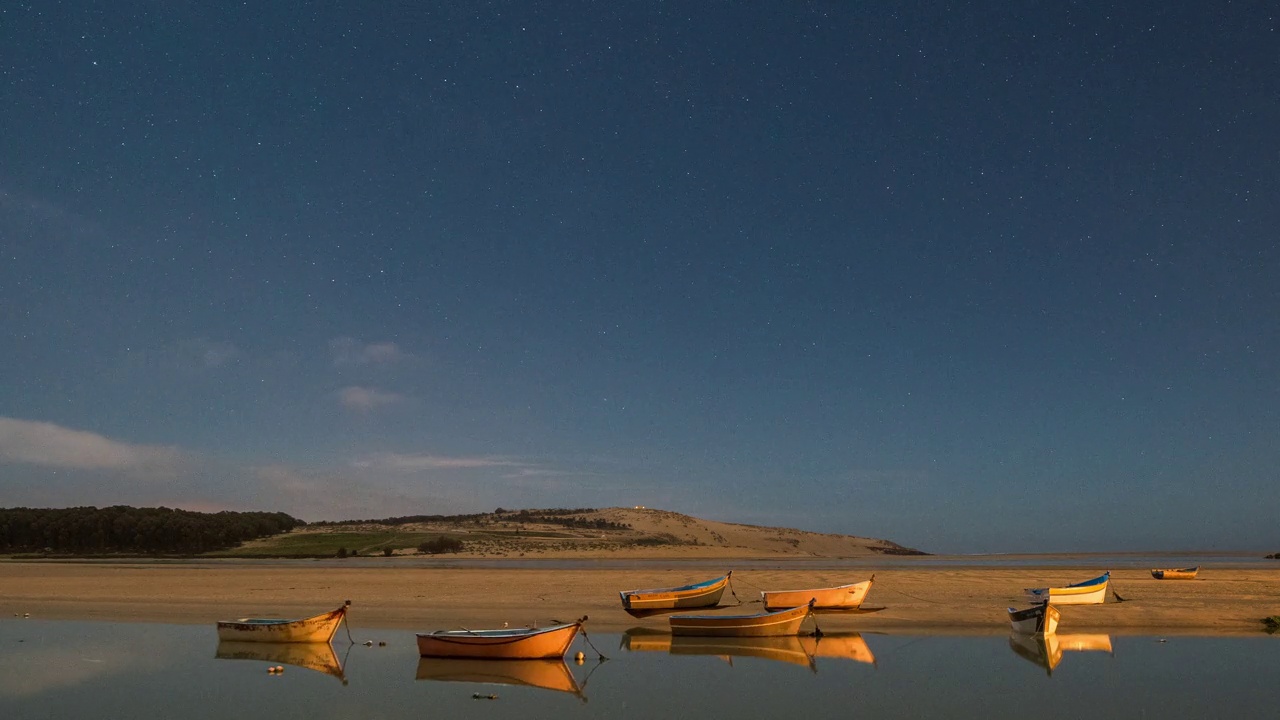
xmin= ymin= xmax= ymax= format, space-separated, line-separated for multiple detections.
xmin=0 ymin=506 xmax=303 ymax=555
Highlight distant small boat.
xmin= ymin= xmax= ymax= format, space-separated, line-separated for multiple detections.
xmin=1007 ymin=602 xmax=1061 ymax=636
xmin=669 ymin=602 xmax=813 ymax=638
xmin=215 ymin=640 xmax=346 ymax=681
xmin=1150 ymin=566 xmax=1199 ymax=580
xmin=1024 ymin=572 xmax=1109 ymax=605
xmin=416 ymin=621 xmax=583 ymax=660
xmin=620 ymin=573 xmax=731 ymax=612
xmin=415 ymin=658 xmax=583 ymax=698
xmin=761 ymin=576 xmax=874 ymax=611
xmin=216 ymin=601 xmax=349 ymax=643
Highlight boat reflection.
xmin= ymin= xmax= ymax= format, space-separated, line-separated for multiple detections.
xmin=622 ymin=630 xmax=875 ymax=670
xmin=414 ymin=658 xmax=585 ymax=700
xmin=1008 ymin=633 xmax=1114 ymax=676
xmin=215 ymin=640 xmax=347 ymax=683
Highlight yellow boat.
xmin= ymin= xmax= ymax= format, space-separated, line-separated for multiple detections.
xmin=216 ymin=601 xmax=349 ymax=643
xmin=1150 ymin=566 xmax=1199 ymax=580
xmin=1024 ymin=572 xmax=1109 ymax=605
xmin=622 ymin=630 xmax=875 ymax=668
xmin=1009 ymin=633 xmax=1114 ymax=676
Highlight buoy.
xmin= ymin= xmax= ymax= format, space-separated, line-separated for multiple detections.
xmin=378 ymin=641 xmax=386 ymax=646
xmin=574 ymin=651 xmax=585 ymax=663
xmin=363 ymin=640 xmax=373 ymax=646
xmin=276 ymin=666 xmax=284 ymax=672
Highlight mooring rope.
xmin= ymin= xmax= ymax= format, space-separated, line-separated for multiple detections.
xmin=577 ymin=621 xmax=609 ymax=660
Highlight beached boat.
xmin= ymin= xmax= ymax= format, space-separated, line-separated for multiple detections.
xmin=416 ymin=621 xmax=583 ymax=660
xmin=1024 ymin=572 xmax=1109 ymax=605
xmin=415 ymin=658 xmax=583 ymax=698
xmin=669 ymin=602 xmax=813 ymax=638
xmin=215 ymin=640 xmax=346 ymax=681
xmin=1007 ymin=602 xmax=1061 ymax=636
xmin=761 ymin=576 xmax=874 ymax=611
xmin=619 ymin=572 xmax=731 ymax=612
xmin=216 ymin=602 xmax=349 ymax=643
xmin=1151 ymin=566 xmax=1199 ymax=580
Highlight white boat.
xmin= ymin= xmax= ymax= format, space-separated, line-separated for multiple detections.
xmin=1024 ymin=572 xmax=1109 ymax=605
xmin=1007 ymin=602 xmax=1060 ymax=635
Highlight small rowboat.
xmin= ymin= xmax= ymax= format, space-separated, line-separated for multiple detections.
xmin=416 ymin=621 xmax=583 ymax=660
xmin=669 ymin=602 xmax=813 ymax=638
xmin=623 ymin=630 xmax=875 ymax=667
xmin=1024 ymin=572 xmax=1109 ymax=605
xmin=1007 ymin=602 xmax=1061 ymax=636
xmin=761 ymin=576 xmax=873 ymax=611
xmin=619 ymin=572 xmax=731 ymax=612
xmin=216 ymin=601 xmax=349 ymax=643
xmin=1151 ymin=566 xmax=1199 ymax=580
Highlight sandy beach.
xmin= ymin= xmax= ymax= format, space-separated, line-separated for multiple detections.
xmin=3 ymin=559 xmax=1277 ymax=636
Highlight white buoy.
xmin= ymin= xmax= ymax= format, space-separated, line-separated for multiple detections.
xmin=574 ymin=651 xmax=585 ymax=664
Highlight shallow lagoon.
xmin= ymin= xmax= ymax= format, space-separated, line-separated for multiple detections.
xmin=2 ymin=620 xmax=1277 ymax=719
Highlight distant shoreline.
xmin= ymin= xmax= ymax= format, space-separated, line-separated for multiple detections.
xmin=3 ymin=557 xmax=1277 ymax=636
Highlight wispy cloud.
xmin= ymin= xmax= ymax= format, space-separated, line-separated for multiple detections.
xmin=351 ymin=453 xmax=526 ymax=472
xmin=0 ymin=417 xmax=185 ymax=471
xmin=330 ymin=337 xmax=408 ymax=366
xmin=338 ymin=386 xmax=406 ymax=411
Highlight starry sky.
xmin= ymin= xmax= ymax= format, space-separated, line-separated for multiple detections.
xmin=2 ymin=2 xmax=1277 ymax=553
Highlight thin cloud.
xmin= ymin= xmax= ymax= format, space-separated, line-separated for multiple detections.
xmin=178 ymin=337 xmax=240 ymax=368
xmin=351 ymin=453 xmax=526 ymax=472
xmin=338 ymin=386 xmax=406 ymax=411
xmin=330 ymin=337 xmax=408 ymax=366
xmin=0 ymin=417 xmax=185 ymax=471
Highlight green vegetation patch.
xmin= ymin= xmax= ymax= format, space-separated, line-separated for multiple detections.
xmin=210 ymin=530 xmax=466 ymax=558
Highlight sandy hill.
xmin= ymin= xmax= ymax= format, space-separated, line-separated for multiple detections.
xmin=294 ymin=506 xmax=926 ymax=559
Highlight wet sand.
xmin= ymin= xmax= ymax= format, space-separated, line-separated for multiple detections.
xmin=2 ymin=560 xmax=1277 ymax=636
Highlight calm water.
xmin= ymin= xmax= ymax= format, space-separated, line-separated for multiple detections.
xmin=2 ymin=620 xmax=1277 ymax=719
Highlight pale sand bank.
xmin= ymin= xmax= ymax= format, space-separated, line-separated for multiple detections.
xmin=2 ymin=561 xmax=1278 ymax=636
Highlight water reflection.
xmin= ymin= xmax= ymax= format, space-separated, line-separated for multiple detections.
xmin=414 ymin=657 xmax=586 ymax=700
xmin=214 ymin=640 xmax=349 ymax=683
xmin=622 ymin=630 xmax=875 ymax=670
xmin=1008 ymin=633 xmax=1114 ymax=676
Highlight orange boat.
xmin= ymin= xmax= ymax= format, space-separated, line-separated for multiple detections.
xmin=215 ymin=640 xmax=347 ymax=682
xmin=620 ymin=573 xmax=731 ymax=612
xmin=761 ymin=577 xmax=874 ymax=611
xmin=216 ymin=602 xmax=349 ymax=643
xmin=1150 ymin=566 xmax=1199 ymax=580
xmin=669 ymin=602 xmax=813 ymax=637
xmin=416 ymin=621 xmax=583 ymax=660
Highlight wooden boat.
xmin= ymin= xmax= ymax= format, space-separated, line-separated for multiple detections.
xmin=761 ymin=576 xmax=874 ymax=611
xmin=1057 ymin=633 xmax=1114 ymax=654
xmin=415 ymin=658 xmax=583 ymax=697
xmin=669 ymin=602 xmax=812 ymax=638
xmin=798 ymin=633 xmax=876 ymax=665
xmin=1024 ymin=572 xmax=1109 ymax=605
xmin=416 ymin=621 xmax=582 ymax=660
xmin=216 ymin=601 xmax=349 ymax=643
xmin=619 ymin=572 xmax=731 ymax=612
xmin=215 ymin=640 xmax=346 ymax=681
xmin=1151 ymin=566 xmax=1199 ymax=580
xmin=1007 ymin=602 xmax=1061 ymax=636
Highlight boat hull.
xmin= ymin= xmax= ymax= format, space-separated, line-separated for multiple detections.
xmin=761 ymin=578 xmax=873 ymax=611
xmin=416 ymin=623 xmax=582 ymax=660
xmin=1151 ymin=567 xmax=1199 ymax=580
xmin=669 ymin=603 xmax=811 ymax=638
xmin=1007 ymin=603 xmax=1061 ymax=636
xmin=216 ymin=605 xmax=347 ymax=643
xmin=620 ymin=573 xmax=730 ymax=611
xmin=1024 ymin=573 xmax=1109 ymax=606
xmin=415 ymin=658 xmax=582 ymax=696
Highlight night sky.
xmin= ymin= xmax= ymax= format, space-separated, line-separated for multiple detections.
xmin=2 ymin=2 xmax=1276 ymax=553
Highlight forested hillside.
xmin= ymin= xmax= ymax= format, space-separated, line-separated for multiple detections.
xmin=0 ymin=506 xmax=302 ymax=555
